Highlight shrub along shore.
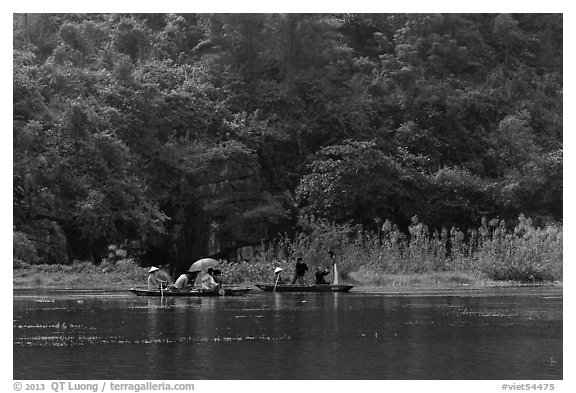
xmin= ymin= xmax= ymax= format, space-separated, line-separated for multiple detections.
xmin=13 ymin=215 xmax=562 ymax=290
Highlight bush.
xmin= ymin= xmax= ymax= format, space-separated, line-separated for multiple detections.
xmin=477 ymin=215 xmax=562 ymax=282
xmin=13 ymin=231 xmax=38 ymax=265
xmin=115 ymin=258 xmax=140 ymax=273
xmin=219 ymin=260 xmax=293 ymax=284
xmin=13 ymin=259 xmax=30 ymax=269
xmin=68 ymin=260 xmax=93 ymax=273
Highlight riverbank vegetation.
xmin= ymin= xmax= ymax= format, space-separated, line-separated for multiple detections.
xmin=14 ymin=213 xmax=562 ymax=288
xmin=225 ymin=214 xmax=562 ymax=285
xmin=13 ymin=14 xmax=562 ymax=281
xmin=13 ymin=259 xmax=147 ymax=289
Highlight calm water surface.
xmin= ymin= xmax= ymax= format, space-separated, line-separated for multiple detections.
xmin=13 ymin=287 xmax=562 ymax=380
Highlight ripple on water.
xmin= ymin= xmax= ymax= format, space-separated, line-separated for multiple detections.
xmin=13 ymin=333 xmax=292 ymax=347
xmin=13 ymin=323 xmax=95 ymax=330
xmin=34 ymin=299 xmax=55 ymax=303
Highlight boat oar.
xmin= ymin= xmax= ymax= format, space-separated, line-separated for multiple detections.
xmin=159 ymin=279 xmax=167 ymax=299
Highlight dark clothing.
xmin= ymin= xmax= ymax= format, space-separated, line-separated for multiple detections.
xmin=294 ymin=261 xmax=309 ymax=276
xmin=315 ymin=268 xmax=330 ymax=285
xmin=291 ymin=260 xmax=309 ymax=284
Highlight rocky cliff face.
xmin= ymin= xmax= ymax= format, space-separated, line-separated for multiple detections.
xmin=168 ymin=147 xmax=287 ymax=272
xmin=19 ymin=143 xmax=286 ymax=270
xmin=195 ymin=157 xmax=269 ymax=257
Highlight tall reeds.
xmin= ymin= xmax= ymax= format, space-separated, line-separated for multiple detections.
xmin=252 ymin=214 xmax=562 ymax=284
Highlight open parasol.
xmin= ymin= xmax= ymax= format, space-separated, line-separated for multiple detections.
xmin=188 ymin=258 xmax=219 ymax=272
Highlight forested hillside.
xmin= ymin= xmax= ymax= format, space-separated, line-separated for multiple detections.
xmin=13 ymin=14 xmax=562 ymax=268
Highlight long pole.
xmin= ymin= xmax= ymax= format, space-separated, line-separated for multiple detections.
xmin=159 ymin=279 xmax=167 ymax=299
xmin=274 ymin=273 xmax=281 ymax=292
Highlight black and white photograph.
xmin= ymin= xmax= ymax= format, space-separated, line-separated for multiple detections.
xmin=8 ymin=3 xmax=567 ymax=390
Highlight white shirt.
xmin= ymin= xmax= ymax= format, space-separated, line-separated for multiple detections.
xmin=201 ymin=273 xmax=218 ymax=290
xmin=174 ymin=274 xmax=190 ymax=289
xmin=147 ymin=274 xmax=161 ymax=290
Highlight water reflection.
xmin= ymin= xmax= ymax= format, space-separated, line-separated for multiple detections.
xmin=13 ymin=288 xmax=562 ymax=380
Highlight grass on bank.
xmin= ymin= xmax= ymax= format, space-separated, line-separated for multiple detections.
xmin=12 ymin=259 xmax=148 ymax=289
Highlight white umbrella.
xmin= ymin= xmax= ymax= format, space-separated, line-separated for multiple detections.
xmin=274 ymin=267 xmax=283 ymax=274
xmin=188 ymin=258 xmax=219 ymax=272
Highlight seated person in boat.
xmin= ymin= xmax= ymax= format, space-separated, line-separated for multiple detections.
xmin=147 ymin=266 xmax=169 ymax=290
xmin=315 ymin=266 xmax=330 ymax=285
xmin=201 ymin=268 xmax=222 ymax=290
xmin=212 ymin=269 xmax=224 ymax=284
xmin=173 ymin=271 xmax=199 ymax=290
xmin=291 ymin=257 xmax=309 ymax=285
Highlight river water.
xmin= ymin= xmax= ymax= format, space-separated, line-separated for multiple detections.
xmin=13 ymin=287 xmax=562 ymax=380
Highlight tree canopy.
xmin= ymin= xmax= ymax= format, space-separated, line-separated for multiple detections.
xmin=13 ymin=13 xmax=562 ymax=266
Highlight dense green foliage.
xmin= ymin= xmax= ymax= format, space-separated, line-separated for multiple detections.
xmin=13 ymin=14 xmax=562 ymax=273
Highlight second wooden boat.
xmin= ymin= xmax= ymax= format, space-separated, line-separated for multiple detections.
xmin=255 ymin=283 xmax=354 ymax=292
xmin=257 ymin=262 xmax=353 ymax=292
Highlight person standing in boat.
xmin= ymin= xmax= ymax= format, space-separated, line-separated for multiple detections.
xmin=291 ymin=257 xmax=309 ymax=285
xmin=174 ymin=271 xmax=198 ymax=289
xmin=201 ymin=268 xmax=222 ymax=290
xmin=315 ymin=266 xmax=330 ymax=284
xmin=212 ymin=269 xmax=224 ymax=285
xmin=328 ymin=250 xmax=339 ymax=284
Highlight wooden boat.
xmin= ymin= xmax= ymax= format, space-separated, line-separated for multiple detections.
xmin=257 ymin=262 xmax=353 ymax=292
xmin=255 ymin=283 xmax=354 ymax=292
xmin=129 ymin=286 xmax=253 ymax=297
